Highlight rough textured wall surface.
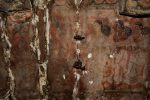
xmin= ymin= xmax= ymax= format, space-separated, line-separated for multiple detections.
xmin=7 ymin=11 xmax=40 ymax=99
xmin=0 ymin=0 xmax=150 ymax=100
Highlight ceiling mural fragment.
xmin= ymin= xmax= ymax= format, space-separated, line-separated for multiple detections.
xmin=119 ymin=0 xmax=150 ymax=16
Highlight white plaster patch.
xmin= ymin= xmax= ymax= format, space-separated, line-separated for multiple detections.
xmin=76 ymin=49 xmax=80 ymax=54
xmin=34 ymin=0 xmax=47 ymax=9
xmin=76 ymin=22 xmax=80 ymax=29
xmin=74 ymin=0 xmax=82 ymax=7
xmin=115 ymin=18 xmax=119 ymax=21
xmin=45 ymin=8 xmax=50 ymax=56
xmin=73 ymin=71 xmax=80 ymax=100
xmin=76 ymin=73 xmax=80 ymax=81
xmin=109 ymin=54 xmax=114 ymax=59
xmin=37 ymin=48 xmax=41 ymax=61
xmin=63 ymin=74 xmax=66 ymax=80
xmin=82 ymin=70 xmax=88 ymax=75
xmin=31 ymin=14 xmax=39 ymax=25
xmin=76 ymin=40 xmax=81 ymax=44
xmin=87 ymin=53 xmax=92 ymax=59
xmin=76 ymin=11 xmax=79 ymax=14
xmin=89 ymin=81 xmax=93 ymax=85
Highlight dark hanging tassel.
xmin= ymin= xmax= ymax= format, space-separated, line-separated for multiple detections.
xmin=73 ymin=59 xmax=85 ymax=71
xmin=73 ymin=59 xmax=82 ymax=69
xmin=74 ymin=34 xmax=85 ymax=41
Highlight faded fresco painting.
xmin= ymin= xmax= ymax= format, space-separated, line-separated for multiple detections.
xmin=0 ymin=0 xmax=149 ymax=100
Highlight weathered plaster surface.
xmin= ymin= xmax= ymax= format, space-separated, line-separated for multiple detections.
xmin=0 ymin=0 xmax=149 ymax=100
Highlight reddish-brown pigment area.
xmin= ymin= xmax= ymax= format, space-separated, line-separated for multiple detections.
xmin=0 ymin=0 xmax=149 ymax=100
xmin=6 ymin=11 xmax=40 ymax=99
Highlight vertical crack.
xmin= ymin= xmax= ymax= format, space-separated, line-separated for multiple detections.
xmin=30 ymin=12 xmax=40 ymax=61
xmin=30 ymin=0 xmax=51 ymax=99
xmin=72 ymin=71 xmax=80 ymax=100
xmin=38 ymin=6 xmax=50 ymax=100
xmin=30 ymin=8 xmax=43 ymax=99
xmin=45 ymin=7 xmax=50 ymax=57
xmin=38 ymin=62 xmax=48 ymax=99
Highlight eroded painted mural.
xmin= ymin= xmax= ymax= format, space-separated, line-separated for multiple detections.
xmin=0 ymin=0 xmax=149 ymax=100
